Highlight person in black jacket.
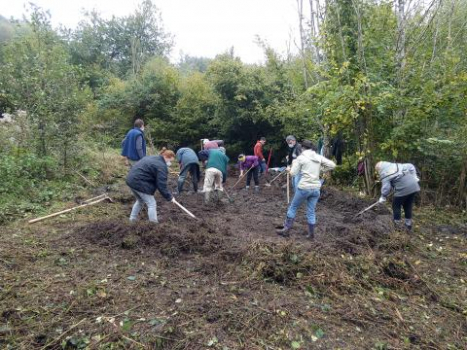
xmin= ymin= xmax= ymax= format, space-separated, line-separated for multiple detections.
xmin=286 ymin=135 xmax=303 ymax=189
xmin=126 ymin=148 xmax=175 ymax=223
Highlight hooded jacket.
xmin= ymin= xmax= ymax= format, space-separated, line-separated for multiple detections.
xmin=377 ymin=162 xmax=420 ymax=198
xmin=290 ymin=149 xmax=336 ymax=190
xmin=206 ymin=149 xmax=229 ymax=182
xmin=239 ymin=156 xmax=259 ymax=171
xmin=254 ymin=141 xmax=265 ymax=161
xmin=126 ymin=155 xmax=173 ymax=201
xmin=176 ymin=147 xmax=199 ymax=168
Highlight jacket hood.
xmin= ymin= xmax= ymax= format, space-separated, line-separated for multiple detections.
xmin=377 ymin=161 xmax=401 ymax=180
xmin=302 ymin=149 xmax=322 ymax=163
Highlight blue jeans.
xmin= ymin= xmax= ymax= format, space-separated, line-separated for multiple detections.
xmin=129 ymin=189 xmax=158 ymax=223
xmin=291 ymin=174 xmax=301 ymax=190
xmin=178 ymin=163 xmax=199 ymax=193
xmin=259 ymin=160 xmax=267 ymax=174
xmin=286 ymin=188 xmax=320 ymax=224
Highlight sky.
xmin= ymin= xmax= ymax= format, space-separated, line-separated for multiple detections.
xmin=0 ymin=0 xmax=300 ymax=64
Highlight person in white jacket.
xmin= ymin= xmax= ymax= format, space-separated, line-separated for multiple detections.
xmin=277 ymin=140 xmax=336 ymax=239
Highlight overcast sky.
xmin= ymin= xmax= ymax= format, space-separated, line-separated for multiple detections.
xmin=0 ymin=0 xmax=300 ymax=64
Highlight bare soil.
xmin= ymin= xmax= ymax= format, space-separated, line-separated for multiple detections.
xmin=1 ymin=173 xmax=466 ymax=349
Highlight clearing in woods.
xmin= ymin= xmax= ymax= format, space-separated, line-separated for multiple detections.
xmin=1 ymin=172 xmax=466 ymax=349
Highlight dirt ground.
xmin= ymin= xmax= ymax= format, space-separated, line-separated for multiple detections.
xmin=1 ymin=171 xmax=467 ymax=349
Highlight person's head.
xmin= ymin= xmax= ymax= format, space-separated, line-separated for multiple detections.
xmin=238 ymin=154 xmax=246 ymax=162
xmin=259 ymin=137 xmax=266 ymax=145
xmin=286 ymin=135 xmax=296 ymax=148
xmin=198 ymin=150 xmax=209 ymax=161
xmin=202 ymin=139 xmax=209 ymax=145
xmin=301 ymin=140 xmax=315 ymax=151
xmin=134 ymin=118 xmax=144 ymax=131
xmin=159 ymin=147 xmax=175 ymax=165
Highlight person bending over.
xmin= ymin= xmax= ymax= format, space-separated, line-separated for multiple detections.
xmin=375 ymin=161 xmax=420 ymax=231
xmin=126 ymin=148 xmax=175 ymax=223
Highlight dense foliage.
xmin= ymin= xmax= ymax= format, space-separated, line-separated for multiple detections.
xmin=0 ymin=0 xmax=466 ymax=218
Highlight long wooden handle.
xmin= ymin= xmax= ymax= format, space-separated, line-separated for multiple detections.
xmin=232 ymin=167 xmax=253 ymax=189
xmin=82 ymin=194 xmax=107 ymax=204
xmin=172 ymin=199 xmax=197 ymax=219
xmin=287 ymin=173 xmax=290 ymax=204
xmin=353 ymin=201 xmax=379 ymax=218
xmin=269 ymin=171 xmax=285 ymax=184
xmin=29 ymin=196 xmax=109 ymax=224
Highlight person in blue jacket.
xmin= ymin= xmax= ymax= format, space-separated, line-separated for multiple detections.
xmin=121 ymin=119 xmax=146 ymax=167
xmin=126 ymin=148 xmax=175 ymax=223
xmin=176 ymin=147 xmax=200 ymax=194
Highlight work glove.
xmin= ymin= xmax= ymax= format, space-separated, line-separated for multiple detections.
xmin=171 ymin=197 xmax=176 ymax=203
xmin=378 ymin=196 xmax=386 ymax=203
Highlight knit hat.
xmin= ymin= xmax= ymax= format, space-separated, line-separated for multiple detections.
xmin=286 ymin=135 xmax=296 ymax=142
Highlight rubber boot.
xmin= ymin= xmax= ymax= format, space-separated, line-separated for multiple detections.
xmin=277 ymin=217 xmax=294 ymax=237
xmin=216 ymin=189 xmax=224 ymax=201
xmin=306 ymin=224 xmax=315 ymax=240
xmin=204 ymin=190 xmax=213 ymax=204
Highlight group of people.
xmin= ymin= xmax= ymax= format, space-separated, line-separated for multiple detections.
xmin=121 ymin=119 xmax=420 ymax=237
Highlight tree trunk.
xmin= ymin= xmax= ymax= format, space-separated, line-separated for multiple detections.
xmin=297 ymin=0 xmax=309 ymax=89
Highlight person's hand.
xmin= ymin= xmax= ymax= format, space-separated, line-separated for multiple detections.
xmin=378 ymin=196 xmax=386 ymax=203
xmin=171 ymin=197 xmax=176 ymax=203
xmin=286 ymin=166 xmax=291 ymax=172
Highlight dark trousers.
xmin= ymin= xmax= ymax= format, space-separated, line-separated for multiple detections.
xmin=392 ymin=193 xmax=416 ymax=221
xmin=246 ymin=166 xmax=260 ymax=186
xmin=178 ymin=163 xmax=199 ymax=192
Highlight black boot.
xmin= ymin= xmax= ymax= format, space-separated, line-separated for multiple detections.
xmin=277 ymin=217 xmax=294 ymax=237
xmin=306 ymin=224 xmax=315 ymax=240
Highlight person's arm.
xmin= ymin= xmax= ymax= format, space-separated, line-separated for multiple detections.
xmin=136 ymin=135 xmax=144 ymax=159
xmin=379 ymin=178 xmax=392 ymax=202
xmin=156 ymin=165 xmax=173 ymax=201
xmin=290 ymin=157 xmax=301 ymax=176
xmin=320 ymin=156 xmax=336 ymax=172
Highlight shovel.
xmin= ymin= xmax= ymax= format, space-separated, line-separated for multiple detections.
xmin=222 ymin=188 xmax=235 ymax=203
xmin=267 ymin=171 xmax=286 ymax=186
xmin=353 ymin=201 xmax=380 ymax=219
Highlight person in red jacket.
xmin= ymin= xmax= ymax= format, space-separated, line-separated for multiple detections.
xmin=254 ymin=137 xmax=267 ymax=175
